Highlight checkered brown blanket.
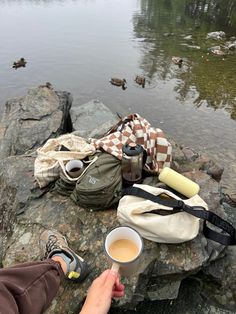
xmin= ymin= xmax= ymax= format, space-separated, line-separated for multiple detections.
xmin=91 ymin=113 xmax=172 ymax=174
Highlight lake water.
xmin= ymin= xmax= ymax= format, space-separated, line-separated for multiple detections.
xmin=0 ymin=1 xmax=235 ymax=183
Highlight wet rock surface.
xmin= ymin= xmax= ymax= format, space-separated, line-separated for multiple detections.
xmin=71 ymin=99 xmax=119 ymax=139
xmin=0 ymin=86 xmax=72 ymax=159
xmin=0 ymin=87 xmax=235 ymax=313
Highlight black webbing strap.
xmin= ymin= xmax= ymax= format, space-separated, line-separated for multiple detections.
xmin=123 ymin=186 xmax=236 ymax=246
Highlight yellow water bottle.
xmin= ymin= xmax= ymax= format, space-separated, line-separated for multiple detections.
xmin=158 ymin=167 xmax=200 ymax=198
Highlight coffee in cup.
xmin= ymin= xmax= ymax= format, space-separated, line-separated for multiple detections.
xmin=65 ymin=159 xmax=84 ymax=178
xmin=108 ymin=239 xmax=139 ymax=262
xmin=104 ymin=226 xmax=143 ymax=276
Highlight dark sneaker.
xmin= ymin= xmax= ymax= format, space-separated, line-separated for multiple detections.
xmin=39 ymin=229 xmax=88 ymax=282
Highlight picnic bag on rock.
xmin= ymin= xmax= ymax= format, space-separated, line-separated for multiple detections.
xmin=71 ymin=152 xmax=122 ymax=211
xmin=117 ymin=184 xmax=236 ymax=245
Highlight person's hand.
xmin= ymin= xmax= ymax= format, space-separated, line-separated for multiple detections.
xmin=80 ymin=269 xmax=125 ymax=314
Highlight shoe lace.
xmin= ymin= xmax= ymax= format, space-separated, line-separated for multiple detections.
xmin=44 ymin=235 xmax=61 ymax=259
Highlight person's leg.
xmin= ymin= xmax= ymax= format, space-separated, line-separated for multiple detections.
xmin=0 ymin=259 xmax=63 ymax=314
xmin=0 ymin=229 xmax=88 ymax=314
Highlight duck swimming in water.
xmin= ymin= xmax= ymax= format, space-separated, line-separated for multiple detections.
xmin=172 ymin=57 xmax=183 ymax=67
xmin=135 ymin=75 xmax=146 ymax=88
xmin=110 ymin=78 xmax=127 ymax=90
xmin=12 ymin=58 xmax=27 ymax=69
xmin=40 ymin=82 xmax=53 ymax=89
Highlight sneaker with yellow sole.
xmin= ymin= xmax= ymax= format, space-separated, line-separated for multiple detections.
xmin=39 ymin=229 xmax=88 ymax=282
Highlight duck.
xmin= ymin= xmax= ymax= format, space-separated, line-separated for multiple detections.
xmin=172 ymin=57 xmax=183 ymax=67
xmin=135 ymin=75 xmax=146 ymax=88
xmin=12 ymin=58 xmax=27 ymax=69
xmin=40 ymin=82 xmax=53 ymax=89
xmin=110 ymin=78 xmax=127 ymax=90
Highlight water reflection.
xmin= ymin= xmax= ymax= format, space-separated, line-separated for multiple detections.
xmin=132 ymin=0 xmax=236 ymax=120
xmin=0 ymin=0 xmax=235 ymax=190
xmin=0 ymin=0 xmax=97 ymax=8
xmin=185 ymin=0 xmax=236 ymax=29
xmin=0 ymin=0 xmax=74 ymax=3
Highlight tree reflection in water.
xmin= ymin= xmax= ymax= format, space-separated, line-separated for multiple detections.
xmin=132 ymin=0 xmax=236 ymax=120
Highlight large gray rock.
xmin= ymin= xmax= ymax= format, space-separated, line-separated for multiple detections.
xmin=0 ymin=156 xmax=227 ymax=312
xmin=201 ymin=246 xmax=236 ymax=312
xmin=0 ymin=89 xmax=235 ymax=313
xmin=71 ymin=99 xmax=119 ymax=138
xmin=0 ymin=86 xmax=72 ymax=158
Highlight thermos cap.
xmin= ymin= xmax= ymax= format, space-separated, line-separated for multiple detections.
xmin=158 ymin=167 xmax=200 ymax=198
xmin=123 ymin=143 xmax=144 ymax=156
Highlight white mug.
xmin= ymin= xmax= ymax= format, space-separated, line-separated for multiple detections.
xmin=65 ymin=159 xmax=84 ymax=178
xmin=104 ymin=226 xmax=143 ymax=276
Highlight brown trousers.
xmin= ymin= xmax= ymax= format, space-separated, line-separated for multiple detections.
xmin=0 ymin=259 xmax=64 ymax=314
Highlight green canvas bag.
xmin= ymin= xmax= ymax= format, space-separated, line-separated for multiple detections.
xmin=71 ymin=152 xmax=122 ymax=210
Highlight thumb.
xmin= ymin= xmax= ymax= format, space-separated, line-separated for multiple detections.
xmin=96 ymin=269 xmax=110 ymax=284
xmin=104 ymin=270 xmax=118 ymax=291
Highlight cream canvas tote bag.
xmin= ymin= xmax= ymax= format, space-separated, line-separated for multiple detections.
xmin=117 ymin=184 xmax=208 ymax=243
xmin=34 ymin=134 xmax=96 ymax=188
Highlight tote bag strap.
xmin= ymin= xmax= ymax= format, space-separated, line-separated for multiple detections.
xmin=123 ymin=186 xmax=236 ymax=246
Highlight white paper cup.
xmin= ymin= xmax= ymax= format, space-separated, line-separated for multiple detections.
xmin=104 ymin=226 xmax=143 ymax=276
xmin=65 ymin=160 xmax=84 ymax=178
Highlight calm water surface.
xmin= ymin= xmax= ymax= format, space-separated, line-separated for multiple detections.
xmin=0 ymin=0 xmax=235 ymax=190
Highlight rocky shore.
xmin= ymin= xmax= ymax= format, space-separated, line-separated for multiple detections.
xmin=0 ymin=86 xmax=235 ymax=313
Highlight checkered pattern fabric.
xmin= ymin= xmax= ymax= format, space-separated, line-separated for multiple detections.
xmin=91 ymin=113 xmax=172 ymax=173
